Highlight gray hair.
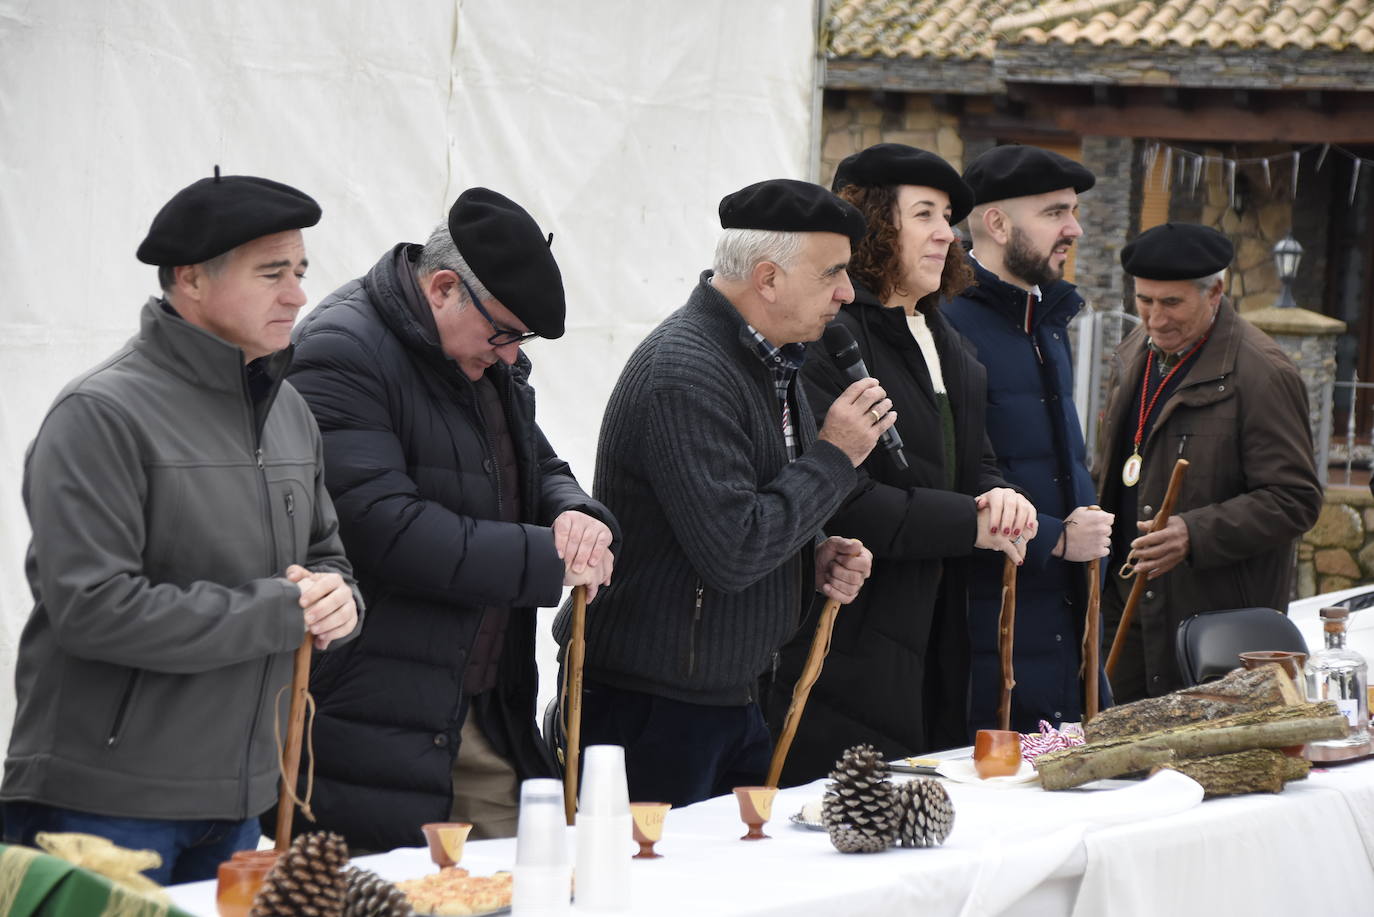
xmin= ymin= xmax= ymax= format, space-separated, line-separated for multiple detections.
xmin=415 ymin=221 xmax=492 ymax=305
xmin=1192 ymin=269 xmax=1226 ymax=294
xmin=157 ymin=249 xmax=233 ymax=294
xmin=712 ymin=228 xmax=805 ymax=282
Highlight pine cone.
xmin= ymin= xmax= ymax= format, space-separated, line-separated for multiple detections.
xmin=822 ymin=743 xmax=895 ymax=854
xmin=827 ymin=824 xmax=892 ymax=854
xmin=891 ymin=778 xmax=955 ymax=848
xmin=251 ymin=832 xmax=350 ymax=917
xmin=342 ymin=866 xmax=415 ymax=917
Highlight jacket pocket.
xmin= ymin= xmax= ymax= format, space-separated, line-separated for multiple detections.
xmin=685 ymin=581 xmax=704 ymax=679
xmin=104 ymin=670 xmax=143 ymax=749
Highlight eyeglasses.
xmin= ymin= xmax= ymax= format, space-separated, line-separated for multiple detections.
xmin=457 ymin=275 xmax=539 ymax=347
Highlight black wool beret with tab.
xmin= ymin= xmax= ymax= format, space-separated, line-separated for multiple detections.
xmin=448 ymin=187 xmax=565 ymax=340
xmin=963 ymin=144 xmax=1096 ymax=206
xmin=136 ymin=167 xmax=321 ymax=266
xmin=718 ymin=179 xmax=866 ymax=242
xmin=831 ymin=143 xmax=975 ymax=225
xmin=1120 ymin=222 xmax=1234 ymax=280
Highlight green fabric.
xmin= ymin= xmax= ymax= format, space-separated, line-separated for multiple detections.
xmin=938 ymin=391 xmax=957 ymax=491
xmin=0 ymin=844 xmax=196 ymax=917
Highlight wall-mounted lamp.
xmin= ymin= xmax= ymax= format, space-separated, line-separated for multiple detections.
xmin=1273 ymin=234 xmax=1303 ymax=309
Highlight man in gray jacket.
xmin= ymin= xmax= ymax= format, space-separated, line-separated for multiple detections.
xmin=1 ymin=170 xmax=360 ymax=883
xmin=553 ymin=179 xmax=886 ymax=806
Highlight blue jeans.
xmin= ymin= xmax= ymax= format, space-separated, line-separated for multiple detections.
xmin=2 ymin=801 xmax=262 ymax=884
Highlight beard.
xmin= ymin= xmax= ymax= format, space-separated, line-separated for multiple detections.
xmin=1004 ymin=225 xmax=1072 ymax=288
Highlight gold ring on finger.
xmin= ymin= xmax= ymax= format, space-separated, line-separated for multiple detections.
xmin=868 ymin=409 xmax=881 ymax=424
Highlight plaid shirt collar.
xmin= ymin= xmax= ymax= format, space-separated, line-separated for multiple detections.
xmin=746 ymin=324 xmax=806 ymax=458
xmin=745 ymin=325 xmax=807 ymax=375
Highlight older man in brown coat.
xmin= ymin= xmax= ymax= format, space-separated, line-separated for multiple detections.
xmin=1096 ymin=222 xmax=1322 ymax=702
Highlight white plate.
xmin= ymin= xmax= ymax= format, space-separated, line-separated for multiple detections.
xmin=934 ymin=757 xmax=1040 ymax=787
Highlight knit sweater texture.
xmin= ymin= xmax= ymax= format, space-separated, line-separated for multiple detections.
xmin=552 ymin=272 xmax=856 ymax=704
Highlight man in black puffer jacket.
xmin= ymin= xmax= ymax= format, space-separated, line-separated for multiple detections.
xmin=287 ymin=189 xmax=619 ymax=851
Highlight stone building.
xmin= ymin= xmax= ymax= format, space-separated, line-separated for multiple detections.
xmin=822 ymin=0 xmax=1374 ymax=370
xmin=820 ymin=0 xmax=1374 ymax=595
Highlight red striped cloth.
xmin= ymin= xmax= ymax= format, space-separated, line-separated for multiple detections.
xmin=1021 ymin=720 xmax=1085 ymax=764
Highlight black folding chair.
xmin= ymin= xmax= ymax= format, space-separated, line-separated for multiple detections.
xmin=1175 ymin=607 xmax=1307 ymax=686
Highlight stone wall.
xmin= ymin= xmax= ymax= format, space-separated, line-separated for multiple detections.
xmin=1077 ymin=136 xmax=1136 ymax=313
xmin=1186 ymin=145 xmax=1297 ymax=314
xmin=819 ymin=92 xmax=964 ymax=186
xmin=1299 ymin=486 xmax=1374 ymax=598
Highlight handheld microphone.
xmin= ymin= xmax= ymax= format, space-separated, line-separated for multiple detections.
xmin=821 ymin=323 xmax=909 ymax=471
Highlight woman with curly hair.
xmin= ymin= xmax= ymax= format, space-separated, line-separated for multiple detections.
xmin=766 ymin=144 xmax=1036 ymax=782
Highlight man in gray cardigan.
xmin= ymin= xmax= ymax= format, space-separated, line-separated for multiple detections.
xmin=554 ymin=179 xmax=889 ymax=806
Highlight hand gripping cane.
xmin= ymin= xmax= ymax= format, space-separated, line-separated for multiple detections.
xmin=1105 ymin=459 xmax=1189 ymax=679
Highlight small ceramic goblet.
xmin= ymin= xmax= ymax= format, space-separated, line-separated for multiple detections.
xmin=630 ymin=802 xmax=671 ymax=858
xmin=420 ymin=821 xmax=474 ymax=870
xmin=216 ymin=850 xmax=280 ymax=917
xmin=974 ymin=729 xmax=1022 ymax=779
xmin=733 ymin=786 xmax=778 ymax=841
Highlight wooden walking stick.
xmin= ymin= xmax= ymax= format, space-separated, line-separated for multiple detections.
xmin=996 ymin=556 xmax=1018 ymax=731
xmin=766 ymin=597 xmax=843 ymax=788
xmin=1105 ymin=458 xmax=1189 ymax=679
xmin=1084 ymin=555 xmax=1102 ymax=724
xmin=1081 ymin=505 xmax=1104 ymax=724
xmin=563 ymin=584 xmax=588 ymax=825
xmin=274 ymin=634 xmax=313 ymax=851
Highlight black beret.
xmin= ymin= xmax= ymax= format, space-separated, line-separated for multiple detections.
xmin=1121 ymin=223 xmax=1234 ymax=280
xmin=136 ymin=169 xmax=321 ymax=266
xmin=719 ymin=179 xmax=865 ymax=242
xmin=831 ymin=143 xmax=975 ymax=224
xmin=963 ymin=145 xmax=1096 ymax=205
xmin=448 ymin=188 xmax=565 ymax=340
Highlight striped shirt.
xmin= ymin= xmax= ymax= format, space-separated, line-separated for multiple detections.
xmin=745 ymin=324 xmax=807 ymax=459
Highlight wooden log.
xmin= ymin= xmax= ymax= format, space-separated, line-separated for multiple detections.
xmin=1158 ymin=749 xmax=1311 ymax=797
xmin=1045 ymin=702 xmax=1342 ymax=758
xmin=1037 ymin=710 xmax=1347 ymax=790
xmin=1085 ymin=663 xmax=1303 ymax=741
xmin=1037 ymin=740 xmax=1176 ymax=790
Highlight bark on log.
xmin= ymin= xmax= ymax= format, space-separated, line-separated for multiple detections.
xmin=1158 ymin=749 xmax=1311 ymax=797
xmin=1036 ymin=741 xmax=1175 ymax=790
xmin=1037 ymin=710 xmax=1347 ymax=790
xmin=1086 ymin=664 xmax=1303 ymax=741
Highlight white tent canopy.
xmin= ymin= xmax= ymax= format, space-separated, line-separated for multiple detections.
xmin=0 ymin=0 xmax=819 ymax=748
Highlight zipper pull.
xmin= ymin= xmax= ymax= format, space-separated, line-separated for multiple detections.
xmin=285 ymin=492 xmax=295 ymax=517
xmin=1177 ymin=433 xmax=1189 ymax=458
xmin=255 ymin=448 xmax=264 ymax=470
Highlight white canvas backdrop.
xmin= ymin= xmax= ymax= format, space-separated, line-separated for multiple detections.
xmin=0 ymin=1 xmax=817 ymax=751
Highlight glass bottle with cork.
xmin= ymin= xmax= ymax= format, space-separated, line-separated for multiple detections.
xmin=1305 ymin=606 xmax=1371 ymax=762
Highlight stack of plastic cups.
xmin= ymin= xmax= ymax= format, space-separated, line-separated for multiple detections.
xmin=512 ymin=778 xmax=572 ymax=916
xmin=573 ymin=745 xmax=632 ymax=913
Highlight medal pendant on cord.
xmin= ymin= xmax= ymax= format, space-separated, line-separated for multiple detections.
xmin=1125 ymin=337 xmax=1207 ymax=491
xmin=1122 ymin=452 xmax=1142 ymax=487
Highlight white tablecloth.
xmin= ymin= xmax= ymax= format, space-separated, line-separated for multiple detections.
xmin=167 ymin=757 xmax=1374 ymax=916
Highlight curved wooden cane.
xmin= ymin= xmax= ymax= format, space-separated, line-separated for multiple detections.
xmin=996 ymin=556 xmax=1018 ymax=731
xmin=765 ymin=597 xmax=842 ymax=788
xmin=1105 ymin=459 xmax=1189 ymax=679
xmin=274 ymin=634 xmax=313 ymax=851
xmin=563 ymin=585 xmax=588 ymax=825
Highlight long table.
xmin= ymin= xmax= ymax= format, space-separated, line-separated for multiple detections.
xmin=168 ymin=756 xmax=1374 ymax=916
